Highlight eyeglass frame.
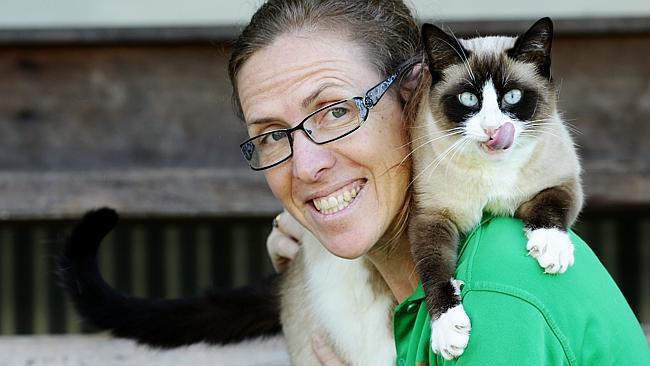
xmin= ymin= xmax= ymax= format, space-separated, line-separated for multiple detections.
xmin=239 ymin=61 xmax=415 ymax=171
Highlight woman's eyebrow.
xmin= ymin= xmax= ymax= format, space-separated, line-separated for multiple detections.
xmin=246 ymin=82 xmax=343 ymax=127
xmin=301 ymin=82 xmax=341 ymax=109
xmin=246 ymin=117 xmax=278 ymax=127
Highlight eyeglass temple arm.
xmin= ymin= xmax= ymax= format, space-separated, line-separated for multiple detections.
xmin=362 ymin=62 xmax=416 ymax=109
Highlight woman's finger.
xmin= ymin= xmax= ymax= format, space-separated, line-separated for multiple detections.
xmin=266 ymin=230 xmax=301 ymax=272
xmin=275 ymin=211 xmax=308 ymax=242
xmin=312 ymin=335 xmax=348 ymax=366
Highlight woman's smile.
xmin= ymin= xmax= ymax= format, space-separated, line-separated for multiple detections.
xmin=308 ymin=179 xmax=365 ymax=215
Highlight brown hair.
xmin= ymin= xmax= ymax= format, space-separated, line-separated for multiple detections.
xmin=228 ymin=0 xmax=423 ymax=120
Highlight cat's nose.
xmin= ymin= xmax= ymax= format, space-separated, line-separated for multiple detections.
xmin=484 ymin=128 xmax=496 ymax=137
xmin=480 ymin=119 xmax=502 ymax=133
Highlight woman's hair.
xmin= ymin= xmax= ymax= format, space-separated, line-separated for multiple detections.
xmin=228 ymin=0 xmax=423 ymax=120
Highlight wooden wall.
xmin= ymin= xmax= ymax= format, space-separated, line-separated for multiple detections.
xmin=0 ymin=42 xmax=276 ymax=218
xmin=0 ymin=22 xmax=648 ymax=219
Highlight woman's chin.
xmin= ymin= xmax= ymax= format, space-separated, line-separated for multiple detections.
xmin=318 ymin=235 xmax=374 ymax=259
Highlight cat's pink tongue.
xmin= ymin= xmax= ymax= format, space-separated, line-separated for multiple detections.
xmin=486 ymin=122 xmax=515 ymax=150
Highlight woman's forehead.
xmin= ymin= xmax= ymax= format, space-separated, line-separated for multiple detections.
xmin=237 ymin=32 xmax=377 ymax=122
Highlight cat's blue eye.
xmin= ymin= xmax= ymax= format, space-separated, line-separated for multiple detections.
xmin=503 ymin=89 xmax=522 ymax=105
xmin=458 ymin=92 xmax=479 ymax=107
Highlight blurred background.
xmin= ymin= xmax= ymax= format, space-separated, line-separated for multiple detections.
xmin=0 ymin=0 xmax=648 ymax=338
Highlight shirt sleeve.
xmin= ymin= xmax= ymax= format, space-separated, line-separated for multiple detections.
xmin=436 ymin=290 xmax=571 ymax=366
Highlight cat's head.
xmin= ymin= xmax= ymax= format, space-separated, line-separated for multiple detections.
xmin=421 ymin=18 xmax=557 ymax=159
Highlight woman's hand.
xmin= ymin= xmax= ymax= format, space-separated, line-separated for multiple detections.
xmin=312 ymin=336 xmax=348 ymax=366
xmin=267 ymin=210 xmax=307 ymax=272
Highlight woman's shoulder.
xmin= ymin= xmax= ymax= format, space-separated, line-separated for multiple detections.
xmin=453 ymin=214 xmax=650 ymax=365
xmin=456 ymin=214 xmax=549 ymax=283
xmin=455 ymin=213 xmax=607 ymax=293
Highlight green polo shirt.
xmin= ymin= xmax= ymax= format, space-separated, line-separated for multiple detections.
xmin=394 ymin=214 xmax=650 ymax=365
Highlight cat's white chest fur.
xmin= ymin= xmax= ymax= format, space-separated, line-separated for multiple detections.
xmin=281 ymin=234 xmax=396 ymax=366
xmin=304 ymin=237 xmax=396 ymax=366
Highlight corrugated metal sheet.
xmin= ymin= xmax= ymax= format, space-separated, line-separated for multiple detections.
xmin=0 ymin=211 xmax=647 ymax=335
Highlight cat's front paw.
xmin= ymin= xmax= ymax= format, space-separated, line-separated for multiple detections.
xmin=430 ymin=304 xmax=471 ymax=360
xmin=526 ymin=228 xmax=575 ymax=274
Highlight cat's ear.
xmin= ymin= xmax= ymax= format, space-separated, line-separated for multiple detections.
xmin=422 ymin=23 xmax=468 ymax=84
xmin=508 ymin=17 xmax=553 ymax=78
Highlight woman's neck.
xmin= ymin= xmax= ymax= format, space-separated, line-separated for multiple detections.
xmin=366 ymin=235 xmax=418 ymax=303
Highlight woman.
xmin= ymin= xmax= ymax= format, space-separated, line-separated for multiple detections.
xmin=232 ymin=0 xmax=650 ymax=365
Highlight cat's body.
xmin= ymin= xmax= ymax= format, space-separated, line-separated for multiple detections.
xmin=409 ymin=19 xmax=582 ymax=358
xmin=59 ymin=18 xmax=581 ymax=366
xmin=280 ymin=233 xmax=396 ymax=365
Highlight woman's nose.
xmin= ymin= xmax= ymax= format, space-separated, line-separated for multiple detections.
xmin=291 ymin=131 xmax=335 ymax=183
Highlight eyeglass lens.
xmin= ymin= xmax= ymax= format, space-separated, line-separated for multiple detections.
xmin=242 ymin=99 xmax=363 ymax=170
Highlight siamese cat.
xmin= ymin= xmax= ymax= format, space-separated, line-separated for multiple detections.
xmin=409 ymin=17 xmax=582 ymax=359
xmin=59 ymin=18 xmax=581 ymax=365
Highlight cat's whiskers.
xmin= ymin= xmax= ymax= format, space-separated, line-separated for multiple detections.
xmin=523 ymin=116 xmax=553 ymax=124
xmin=449 ymin=30 xmax=476 ymax=83
xmin=437 ymin=31 xmax=476 ymax=83
xmin=519 ymin=128 xmax=562 ymax=140
xmin=525 ymin=113 xmax=580 ymax=136
xmin=407 ymin=138 xmax=459 ymax=189
xmin=520 ymin=116 xmax=555 ymax=133
xmin=443 ymin=139 xmax=471 ymax=180
xmin=404 ymin=127 xmax=465 ymax=146
xmin=530 ymin=97 xmax=540 ymax=118
xmin=558 ymin=118 xmax=582 ymax=135
xmin=523 ymin=117 xmax=561 ymax=128
xmin=460 ymin=78 xmax=475 ymax=87
xmin=405 ymin=129 xmax=464 ymax=149
xmin=502 ymin=68 xmax=515 ymax=87
xmin=421 ymin=137 xmax=467 ymax=183
xmin=399 ymin=129 xmax=465 ymax=166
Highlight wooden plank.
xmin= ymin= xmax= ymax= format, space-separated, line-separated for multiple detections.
xmin=0 ymin=161 xmax=646 ymax=218
xmin=583 ymin=160 xmax=650 ymax=207
xmin=0 ymin=26 xmax=242 ymax=45
xmin=0 ymin=18 xmax=648 ymax=45
xmin=553 ymin=35 xmax=650 ymax=163
xmin=0 ymin=168 xmax=281 ymax=219
xmin=0 ymin=44 xmax=248 ymax=170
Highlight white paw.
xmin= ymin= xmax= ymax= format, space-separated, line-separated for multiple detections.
xmin=526 ymin=228 xmax=575 ymax=274
xmin=430 ymin=304 xmax=471 ymax=360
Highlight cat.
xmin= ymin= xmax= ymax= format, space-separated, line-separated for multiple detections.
xmin=408 ymin=17 xmax=582 ymax=359
xmin=58 ymin=208 xmax=282 ymax=346
xmin=58 ymin=17 xmax=582 ymax=365
xmin=59 ymin=207 xmax=396 ymax=365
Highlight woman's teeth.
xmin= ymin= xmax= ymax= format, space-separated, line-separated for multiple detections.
xmin=313 ymin=186 xmax=361 ymax=215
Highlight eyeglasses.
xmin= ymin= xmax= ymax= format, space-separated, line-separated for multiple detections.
xmin=240 ymin=62 xmax=414 ymax=171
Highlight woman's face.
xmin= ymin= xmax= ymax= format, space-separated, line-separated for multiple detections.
xmin=237 ymin=31 xmax=410 ymax=259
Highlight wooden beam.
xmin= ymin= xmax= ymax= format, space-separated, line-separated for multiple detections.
xmin=582 ymin=160 xmax=650 ymax=207
xmin=0 ymin=17 xmax=647 ymax=45
xmin=0 ymin=168 xmax=281 ymax=219
xmin=0 ymin=161 xmax=648 ymax=219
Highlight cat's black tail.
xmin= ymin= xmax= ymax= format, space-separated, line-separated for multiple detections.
xmin=57 ymin=207 xmax=282 ymax=348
